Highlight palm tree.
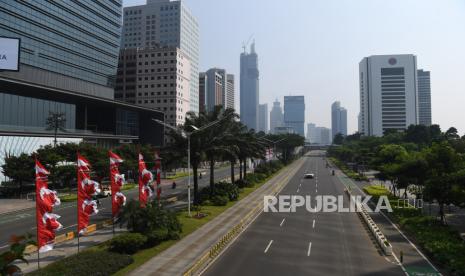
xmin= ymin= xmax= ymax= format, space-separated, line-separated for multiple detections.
xmin=46 ymin=111 xmax=66 ymax=147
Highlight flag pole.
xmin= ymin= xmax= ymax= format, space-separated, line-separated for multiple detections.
xmin=77 ymin=152 xmax=80 ymax=253
xmin=34 ymin=156 xmax=41 ymax=270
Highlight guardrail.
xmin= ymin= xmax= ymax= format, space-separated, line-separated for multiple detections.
xmin=344 ymin=188 xmax=392 ymax=255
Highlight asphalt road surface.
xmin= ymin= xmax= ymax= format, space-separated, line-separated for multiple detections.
xmin=0 ymin=165 xmax=235 ymax=250
xmin=203 ymin=153 xmax=403 ymax=276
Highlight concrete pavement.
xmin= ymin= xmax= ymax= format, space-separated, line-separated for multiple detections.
xmin=203 ymin=153 xmax=402 ymax=276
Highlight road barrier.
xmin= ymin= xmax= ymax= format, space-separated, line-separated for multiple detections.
xmin=23 ymin=220 xmax=113 ymax=254
xmin=344 ymin=188 xmax=393 ymax=256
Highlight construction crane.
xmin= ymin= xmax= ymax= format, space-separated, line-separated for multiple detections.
xmin=242 ymin=34 xmax=254 ymax=53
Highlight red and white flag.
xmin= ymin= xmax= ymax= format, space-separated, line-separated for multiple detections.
xmin=138 ymin=153 xmax=153 ymax=207
xmin=109 ymin=151 xmax=125 ymax=218
xmin=35 ymin=159 xmax=62 ymax=253
xmin=77 ymin=153 xmax=100 ymax=234
xmin=154 ymin=150 xmax=162 ymax=201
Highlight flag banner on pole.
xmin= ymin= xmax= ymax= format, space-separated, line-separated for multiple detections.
xmin=138 ymin=153 xmax=154 ymax=207
xmin=154 ymin=150 xmax=162 ymax=200
xmin=35 ymin=159 xmax=62 ymax=253
xmin=77 ymin=153 xmax=100 ymax=234
xmin=109 ymin=151 xmax=125 ymax=219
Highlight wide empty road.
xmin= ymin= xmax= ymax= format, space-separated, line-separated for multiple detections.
xmin=204 ymin=153 xmax=403 ymax=275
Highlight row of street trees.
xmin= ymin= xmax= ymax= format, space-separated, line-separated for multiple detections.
xmin=1 ymin=107 xmax=305 ymax=204
xmin=162 ymin=107 xmax=305 ymax=204
xmin=328 ymin=124 xmax=465 ymax=224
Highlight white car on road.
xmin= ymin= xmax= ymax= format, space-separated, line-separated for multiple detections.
xmin=304 ymin=173 xmax=315 ymax=179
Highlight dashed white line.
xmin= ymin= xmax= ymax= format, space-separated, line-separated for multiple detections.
xmin=297 ymin=188 xmax=300 ymax=193
xmin=312 ymin=219 xmax=315 ymax=229
xmin=307 ymin=242 xmax=312 ymax=256
xmin=280 ymin=218 xmax=285 ymax=227
xmin=264 ymin=240 xmax=273 ymax=253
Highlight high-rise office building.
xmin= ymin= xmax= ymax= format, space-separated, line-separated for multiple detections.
xmin=122 ymin=0 xmax=200 ymax=113
xmin=270 ymin=99 xmax=284 ymax=134
xmin=240 ymin=42 xmax=259 ymax=130
xmin=417 ymin=69 xmax=432 ymax=126
xmin=359 ymin=55 xmax=419 ymax=136
xmin=0 ymin=0 xmax=122 ymax=98
xmin=226 ymin=74 xmax=235 ymax=111
xmin=307 ymin=123 xmax=317 ymax=143
xmin=201 ymin=68 xmax=235 ymax=112
xmin=258 ymin=104 xmax=268 ymax=133
xmin=284 ymin=96 xmax=305 ymax=137
xmin=205 ymin=68 xmax=225 ymax=112
xmin=115 ymin=47 xmax=191 ymax=127
xmin=0 ymin=1 xmax=164 ymax=146
xmin=319 ymin=127 xmax=332 ymax=145
xmin=199 ymin=72 xmax=207 ymax=113
xmin=331 ymin=101 xmax=347 ymax=138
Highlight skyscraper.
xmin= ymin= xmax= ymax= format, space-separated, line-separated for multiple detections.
xmin=0 ymin=0 xmax=122 ymax=98
xmin=199 ymin=72 xmax=207 ymax=113
xmin=0 ymin=0 xmax=165 ymax=146
xmin=226 ymin=74 xmax=235 ymax=111
xmin=359 ymin=55 xmax=419 ymax=136
xmin=417 ymin=69 xmax=432 ymax=126
xmin=270 ymin=99 xmax=284 ymax=133
xmin=331 ymin=101 xmax=348 ymax=138
xmin=201 ymin=68 xmax=235 ymax=112
xmin=205 ymin=68 xmax=225 ymax=112
xmin=116 ymin=47 xmax=191 ymax=127
xmin=240 ymin=42 xmax=259 ymax=130
xmin=122 ymin=0 xmax=200 ymax=113
xmin=284 ymin=96 xmax=305 ymax=137
xmin=258 ymin=104 xmax=268 ymax=133
xmin=307 ymin=123 xmax=317 ymax=143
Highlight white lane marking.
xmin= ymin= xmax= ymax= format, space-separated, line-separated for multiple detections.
xmin=297 ymin=188 xmax=300 ymax=193
xmin=312 ymin=219 xmax=315 ymax=229
xmin=264 ymin=240 xmax=273 ymax=253
xmin=0 ymin=243 xmax=9 ymax=249
xmin=307 ymin=242 xmax=312 ymax=256
xmin=344 ymin=176 xmax=440 ymax=273
xmin=280 ymin=218 xmax=285 ymax=227
xmin=299 ymin=183 xmax=301 ymax=187
xmin=315 ymin=188 xmax=318 ymax=193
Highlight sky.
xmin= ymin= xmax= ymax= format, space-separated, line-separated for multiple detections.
xmin=124 ymin=0 xmax=465 ymax=135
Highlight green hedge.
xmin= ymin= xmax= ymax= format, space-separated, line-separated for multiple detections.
xmin=109 ymin=233 xmax=147 ymax=254
xmin=364 ymin=185 xmax=465 ymax=275
xmin=27 ymin=251 xmax=133 ymax=276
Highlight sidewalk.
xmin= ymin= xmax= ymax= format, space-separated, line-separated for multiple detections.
xmin=0 ymin=199 xmax=35 ymax=215
xmin=129 ymin=158 xmax=305 ymax=276
xmin=335 ymin=170 xmax=441 ymax=276
xmin=18 ymin=225 xmax=126 ymax=274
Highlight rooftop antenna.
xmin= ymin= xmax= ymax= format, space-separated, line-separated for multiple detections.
xmin=242 ymin=34 xmax=254 ymax=53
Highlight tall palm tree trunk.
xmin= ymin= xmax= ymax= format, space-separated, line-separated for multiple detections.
xmin=230 ymin=160 xmax=235 ymax=184
xmin=209 ymin=158 xmax=215 ymax=197
xmin=239 ymin=159 xmax=243 ymax=180
xmin=193 ymin=165 xmax=199 ymax=205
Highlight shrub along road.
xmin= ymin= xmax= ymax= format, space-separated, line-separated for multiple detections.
xmin=0 ymin=165 xmax=235 ymax=251
xmin=203 ymin=153 xmax=402 ymax=276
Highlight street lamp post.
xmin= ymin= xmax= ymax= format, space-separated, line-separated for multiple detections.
xmin=152 ymin=116 xmax=227 ymax=217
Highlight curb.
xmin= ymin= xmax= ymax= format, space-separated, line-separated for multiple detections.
xmin=24 ymin=219 xmax=113 ymax=254
xmin=183 ymin=160 xmax=301 ymax=276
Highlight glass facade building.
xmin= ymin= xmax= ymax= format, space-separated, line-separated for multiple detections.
xmin=0 ymin=0 xmax=122 ymax=87
xmin=0 ymin=92 xmax=75 ymax=131
xmin=284 ymin=96 xmax=305 ymax=137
